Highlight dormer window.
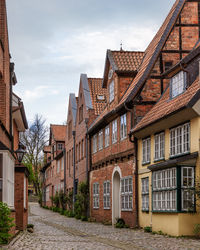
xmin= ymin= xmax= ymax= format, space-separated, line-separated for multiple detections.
xmin=109 ymin=81 xmax=114 ymax=103
xmin=96 ymin=95 xmax=105 ymax=102
xmin=171 ymin=71 xmax=186 ymax=98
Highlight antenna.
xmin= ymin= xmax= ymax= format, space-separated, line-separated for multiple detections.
xmin=120 ymin=41 xmax=123 ymax=51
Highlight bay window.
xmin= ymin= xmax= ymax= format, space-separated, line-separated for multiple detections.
xmin=112 ymin=119 xmax=118 ymax=144
xmin=152 ymin=167 xmax=195 ymax=212
xmin=98 ymin=130 xmax=103 ymax=150
xmin=93 ymin=134 xmax=97 ymax=153
xmin=105 ymin=125 xmax=110 ymax=148
xmin=120 ymin=114 xmax=127 ymax=140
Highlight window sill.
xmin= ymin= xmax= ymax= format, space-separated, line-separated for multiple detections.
xmin=121 ymin=209 xmax=133 ymax=212
xmin=142 ymin=210 xmax=149 ymax=213
xmin=154 ymin=158 xmax=165 ymax=163
xmin=112 ymin=141 xmax=117 ymax=145
xmin=169 ymin=152 xmax=190 ymax=159
xmin=103 ymin=208 xmax=111 ymax=210
xmin=142 ymin=161 xmax=151 ymax=166
xmin=93 ymin=207 xmax=99 ymax=210
xmin=120 ymin=136 xmax=127 ymax=142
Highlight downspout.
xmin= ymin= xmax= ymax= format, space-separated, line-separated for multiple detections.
xmin=9 ymin=63 xmax=13 ymax=151
xmin=85 ymin=118 xmax=89 ymax=217
xmin=63 ymin=148 xmax=66 ymax=195
xmin=72 ymin=130 xmax=76 ymax=212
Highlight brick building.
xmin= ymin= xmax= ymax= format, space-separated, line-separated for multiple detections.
xmin=41 ymin=124 xmax=66 ymax=207
xmin=65 ymin=74 xmax=107 ymax=200
xmin=0 ymin=0 xmax=29 ymax=232
xmin=88 ymin=0 xmax=200 ymax=227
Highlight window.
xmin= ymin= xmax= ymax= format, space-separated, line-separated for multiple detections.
xmin=82 ymin=139 xmax=84 ymax=158
xmin=57 ymin=143 xmax=63 ymax=150
xmin=170 ymin=123 xmax=190 ymax=157
xmin=109 ymin=80 xmax=114 ymax=103
xmin=79 ymin=105 xmax=83 ymax=123
xmin=93 ymin=183 xmax=99 ymax=209
xmin=121 ymin=177 xmax=133 ymax=211
xmin=120 ymin=114 xmax=127 ymax=140
xmin=46 ymin=186 xmax=50 ymax=201
xmin=142 ymin=138 xmax=151 ymax=164
xmin=171 ymin=71 xmax=186 ymax=98
xmin=182 ymin=167 xmax=194 ymax=211
xmin=24 ymin=177 xmax=27 ymax=208
xmin=141 ymin=178 xmax=149 ymax=211
xmin=97 ymin=95 xmax=105 ymax=101
xmin=112 ymin=119 xmax=117 ymax=144
xmin=61 ymin=157 xmax=64 ymax=171
xmin=105 ymin=125 xmax=110 ymax=148
xmin=98 ymin=130 xmax=103 ymax=150
xmin=57 ymin=160 xmax=60 ymax=173
xmin=154 ymin=132 xmax=165 ymax=161
xmin=152 ymin=167 xmax=194 ymax=212
xmin=93 ymin=134 xmax=97 ymax=153
xmin=103 ymin=181 xmax=110 ymax=209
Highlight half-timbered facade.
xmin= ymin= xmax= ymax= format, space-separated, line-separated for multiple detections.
xmin=88 ymin=0 xmax=200 ymax=227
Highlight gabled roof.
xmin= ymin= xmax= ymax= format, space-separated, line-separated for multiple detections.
xmin=69 ymin=93 xmax=77 ymax=126
xmin=102 ymin=50 xmax=144 ymax=87
xmin=132 ymin=77 xmax=200 ymax=134
xmin=88 ymin=78 xmax=107 ymax=115
xmin=120 ymin=0 xmax=185 ymax=105
xmin=80 ymin=74 xmax=93 ymax=110
xmin=89 ymin=0 xmax=186 ymax=133
xmin=50 ymin=124 xmax=66 ymax=142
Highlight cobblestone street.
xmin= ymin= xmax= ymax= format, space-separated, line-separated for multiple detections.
xmin=3 ymin=203 xmax=200 ymax=250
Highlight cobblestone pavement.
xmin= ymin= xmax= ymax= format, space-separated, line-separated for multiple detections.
xmin=3 ymin=203 xmax=200 ymax=250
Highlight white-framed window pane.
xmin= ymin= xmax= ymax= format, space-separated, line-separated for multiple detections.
xmin=170 ymin=123 xmax=190 ymax=157
xmin=105 ymin=125 xmax=110 ymax=147
xmin=142 ymin=138 xmax=151 ymax=164
xmin=103 ymin=181 xmax=110 ymax=209
xmin=112 ymin=119 xmax=118 ymax=144
xmin=121 ymin=177 xmax=133 ymax=211
xmin=93 ymin=134 xmax=97 ymax=153
xmin=93 ymin=183 xmax=99 ymax=209
xmin=171 ymin=71 xmax=186 ymax=98
xmin=120 ymin=114 xmax=127 ymax=140
xmin=109 ymin=80 xmax=114 ymax=102
xmin=154 ymin=132 xmax=165 ymax=160
xmin=142 ymin=178 xmax=149 ymax=211
xmin=98 ymin=130 xmax=103 ymax=150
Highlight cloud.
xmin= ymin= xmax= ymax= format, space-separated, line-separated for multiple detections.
xmin=23 ymin=85 xmax=60 ymax=103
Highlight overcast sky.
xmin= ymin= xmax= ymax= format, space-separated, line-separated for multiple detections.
xmin=6 ymin=0 xmax=175 ymax=126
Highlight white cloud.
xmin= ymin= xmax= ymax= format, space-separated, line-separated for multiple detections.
xmin=23 ymin=85 xmax=60 ymax=103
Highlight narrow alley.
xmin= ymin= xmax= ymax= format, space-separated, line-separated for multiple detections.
xmin=4 ymin=203 xmax=200 ymax=250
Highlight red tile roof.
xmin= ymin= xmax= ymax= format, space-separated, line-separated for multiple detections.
xmin=89 ymin=0 xmax=186 ymax=132
xmin=132 ymin=77 xmax=200 ymax=133
xmin=111 ymin=51 xmax=144 ymax=72
xmin=88 ymin=78 xmax=107 ymax=115
xmin=50 ymin=124 xmax=66 ymax=141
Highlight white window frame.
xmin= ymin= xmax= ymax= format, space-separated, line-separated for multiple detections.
xmin=105 ymin=125 xmax=110 ymax=148
xmin=93 ymin=134 xmax=97 ymax=154
xmin=112 ymin=119 xmax=118 ymax=144
xmin=170 ymin=123 xmax=190 ymax=157
xmin=103 ymin=181 xmax=110 ymax=209
xmin=171 ymin=71 xmax=186 ymax=98
xmin=98 ymin=130 xmax=103 ymax=151
xmin=142 ymin=138 xmax=151 ymax=164
xmin=120 ymin=114 xmax=127 ymax=140
xmin=121 ymin=176 xmax=133 ymax=211
xmin=154 ymin=132 xmax=165 ymax=161
xmin=181 ymin=167 xmax=195 ymax=211
xmin=141 ymin=178 xmax=149 ymax=211
xmin=109 ymin=80 xmax=114 ymax=103
xmin=93 ymin=183 xmax=99 ymax=209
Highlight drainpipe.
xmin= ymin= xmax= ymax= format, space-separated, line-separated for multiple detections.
xmin=9 ymin=63 xmax=14 ymax=151
xmin=72 ymin=130 xmax=76 ymax=212
xmin=129 ymin=133 xmax=139 ymax=228
xmin=63 ymin=148 xmax=66 ymax=195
